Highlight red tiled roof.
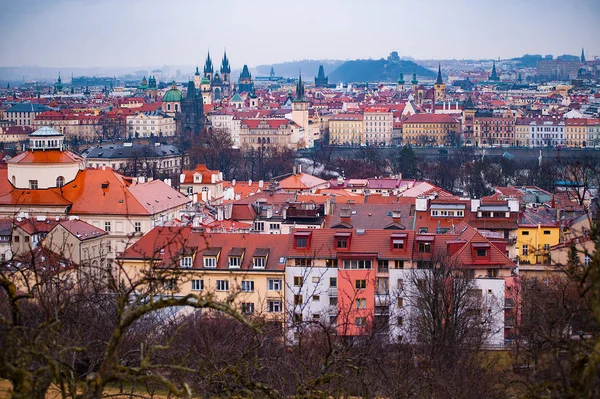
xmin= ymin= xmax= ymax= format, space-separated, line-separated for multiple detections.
xmin=7 ymin=150 xmax=83 ymax=165
xmin=404 ymin=113 xmax=458 ymax=124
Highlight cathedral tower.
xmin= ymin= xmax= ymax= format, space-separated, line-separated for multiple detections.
xmin=434 ymin=64 xmax=446 ymax=103
xmin=204 ymin=52 xmax=214 ymax=81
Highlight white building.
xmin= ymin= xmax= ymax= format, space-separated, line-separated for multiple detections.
xmin=126 ymin=111 xmax=176 ymax=138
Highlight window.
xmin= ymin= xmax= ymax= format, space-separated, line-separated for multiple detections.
xmin=204 ymin=257 xmax=217 ymax=268
xmin=13 ymin=236 xmax=19 ymax=243
xmin=294 ymin=258 xmax=311 ymax=267
xmin=312 ymin=314 xmax=321 ymax=320
xmin=336 ymin=238 xmax=348 ymax=248
xmin=522 ymin=231 xmax=529 ymax=236
xmin=29 ymin=180 xmax=38 ymax=189
xmin=418 ymin=242 xmax=431 ymax=253
xmin=543 ymin=230 xmax=551 ymax=235
xmin=487 ymin=268 xmax=498 ymax=278
xmin=343 ymin=260 xmax=372 ymax=269
xmin=543 ymin=244 xmax=550 ymax=252
xmin=325 ymin=258 xmax=337 ymax=268
xmin=104 ymin=222 xmax=111 ymax=232
xmin=134 ymin=222 xmax=141 ymax=233
xmin=327 ymin=277 xmax=336 ymax=288
xmin=522 ymin=245 xmax=529 ymax=256
xmin=269 ymin=223 xmax=280 ymax=230
xmin=293 ymin=313 xmax=303 ymax=323
xmin=241 ymin=303 xmax=254 ymax=314
xmin=355 ymin=317 xmax=367 ymax=327
xmin=392 ymin=239 xmax=405 ymax=250
xmin=476 ymin=249 xmax=488 ymax=257
xmin=355 ymin=298 xmax=367 ymax=309
xmin=216 ymin=280 xmax=229 ymax=291
xmin=56 ymin=176 xmax=64 ymax=187
xmin=268 ymin=278 xmax=282 ymax=291
xmin=295 ymin=236 xmax=308 ymax=248
xmin=267 ymin=300 xmax=282 ymax=312
xmin=377 ymin=259 xmax=389 ymax=272
xmin=163 ymin=279 xmax=177 ymax=291
xmin=180 ymin=256 xmax=193 ymax=268
xmin=254 ymin=221 xmax=264 ymax=231
xmin=397 ymin=316 xmax=404 ymax=326
xmin=241 ymin=280 xmax=254 ymax=292
xmin=329 ymin=296 xmax=338 ymax=306
xmin=293 ymin=276 xmax=303 ymax=287
xmin=191 ymin=279 xmax=204 ymax=291
xmin=312 ymin=295 xmax=320 ymax=301
xmin=394 ymin=260 xmax=405 ymax=269
xmin=312 ymin=276 xmax=320 ymax=283
xmin=253 ymin=257 xmax=266 ymax=269
xmin=229 ymin=256 xmax=241 ymax=268
xmin=294 ymin=295 xmax=303 ymax=305
xmin=356 ymin=279 xmax=367 ymax=289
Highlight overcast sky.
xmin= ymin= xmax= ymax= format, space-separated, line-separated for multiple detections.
xmin=1 ymin=0 xmax=598 ymax=68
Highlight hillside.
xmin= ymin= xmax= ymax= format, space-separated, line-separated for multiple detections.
xmin=328 ymin=59 xmax=437 ymax=83
xmin=254 ymin=60 xmax=344 ymax=78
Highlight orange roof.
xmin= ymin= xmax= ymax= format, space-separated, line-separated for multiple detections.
xmin=7 ymin=150 xmax=83 ymax=165
xmin=181 ymin=164 xmax=220 ymax=184
xmin=279 ymin=173 xmax=327 ymax=191
xmin=404 ymin=113 xmax=458 ymax=124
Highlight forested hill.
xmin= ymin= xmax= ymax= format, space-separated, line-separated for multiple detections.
xmin=328 ymin=59 xmax=437 ymax=83
xmin=254 ymin=60 xmax=344 ymax=78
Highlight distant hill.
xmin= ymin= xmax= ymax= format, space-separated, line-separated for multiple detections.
xmin=254 ymin=60 xmax=344 ymax=78
xmin=510 ymin=54 xmax=548 ymax=68
xmin=328 ymin=59 xmax=436 ymax=83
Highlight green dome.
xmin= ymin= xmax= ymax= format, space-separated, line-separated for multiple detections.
xmin=162 ymin=87 xmax=183 ymax=102
xmin=201 ymin=77 xmax=210 ymax=84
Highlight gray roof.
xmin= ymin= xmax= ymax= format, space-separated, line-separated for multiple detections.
xmin=82 ymin=143 xmax=181 ymax=160
xmin=30 ymin=126 xmax=62 ymax=137
xmin=5 ymin=103 xmax=51 ymax=113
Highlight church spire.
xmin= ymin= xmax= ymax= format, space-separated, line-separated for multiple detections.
xmin=295 ymin=72 xmax=305 ymax=101
xmin=490 ymin=61 xmax=499 ymax=81
xmin=204 ymin=52 xmax=213 ymax=75
xmin=435 ymin=64 xmax=443 ymax=85
xmin=221 ymin=50 xmax=230 ymax=73
xmin=581 ymin=47 xmax=586 ymax=63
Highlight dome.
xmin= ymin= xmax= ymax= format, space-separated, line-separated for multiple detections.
xmin=162 ymin=87 xmax=183 ymax=102
xmin=201 ymin=77 xmax=210 ymax=85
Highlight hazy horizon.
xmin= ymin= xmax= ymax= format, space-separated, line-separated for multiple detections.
xmin=1 ymin=0 xmax=599 ymax=69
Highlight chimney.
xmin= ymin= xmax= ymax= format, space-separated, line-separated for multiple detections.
xmin=391 ymin=209 xmax=402 ymax=221
xmin=340 ymin=207 xmax=351 ymax=219
xmin=179 ymin=173 xmax=185 ymax=184
xmin=337 ymin=176 xmax=343 ymax=185
xmin=259 ymin=180 xmax=264 ymax=188
xmin=217 ymin=206 xmax=224 ymax=221
xmin=232 ymin=179 xmax=236 ymax=186
xmin=211 ymin=174 xmax=216 ymax=184
xmin=292 ymin=165 xmax=297 ymax=175
xmin=249 ymin=179 xmax=252 ymax=186
xmin=298 ymin=164 xmax=302 ymax=174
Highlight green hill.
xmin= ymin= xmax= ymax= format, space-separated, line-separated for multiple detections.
xmin=328 ymin=59 xmax=437 ymax=83
xmin=254 ymin=60 xmax=344 ymax=78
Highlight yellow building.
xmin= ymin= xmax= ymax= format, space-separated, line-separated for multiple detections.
xmin=119 ymin=227 xmax=288 ymax=321
xmin=517 ymin=208 xmax=560 ymax=264
xmin=329 ymin=113 xmax=364 ymax=146
xmin=402 ymin=113 xmax=460 ymax=146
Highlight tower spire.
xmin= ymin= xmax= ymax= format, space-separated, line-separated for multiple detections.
xmin=435 ymin=64 xmax=443 ymax=85
xmin=581 ymin=47 xmax=586 ymax=63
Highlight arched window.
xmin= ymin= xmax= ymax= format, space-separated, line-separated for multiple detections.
xmin=175 ymin=104 xmax=179 ymax=112
xmin=167 ymin=103 xmax=171 ymax=111
xmin=56 ymin=176 xmax=65 ymax=188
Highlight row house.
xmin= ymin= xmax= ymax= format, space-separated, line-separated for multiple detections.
xmin=329 ymin=113 xmax=364 ymax=146
xmin=364 ymin=107 xmax=393 ymax=146
xmin=285 ymin=224 xmax=516 ymax=346
xmin=120 ymin=227 xmax=288 ymax=323
xmin=565 ymin=118 xmax=600 ymax=148
xmin=515 ymin=118 xmax=565 ymax=147
xmin=208 ymin=112 xmax=241 ymax=148
xmin=402 ymin=113 xmax=460 ymax=147
xmin=126 ymin=111 xmax=176 ymax=138
xmin=33 ymin=111 xmax=102 ymax=141
xmin=178 ymin=164 xmax=224 ymax=204
xmin=4 ymin=103 xmax=51 ymax=127
xmin=473 ymin=109 xmax=515 ymax=147
xmin=239 ymin=118 xmax=303 ymax=150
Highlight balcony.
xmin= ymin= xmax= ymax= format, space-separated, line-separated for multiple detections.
xmin=505 ymin=298 xmax=515 ymax=309
xmin=375 ymin=293 xmax=390 ymax=306
xmin=328 ymin=287 xmax=338 ymax=297
xmin=374 ymin=305 xmax=390 ymax=316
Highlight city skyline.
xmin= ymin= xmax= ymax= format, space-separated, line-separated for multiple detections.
xmin=1 ymin=0 xmax=599 ymax=68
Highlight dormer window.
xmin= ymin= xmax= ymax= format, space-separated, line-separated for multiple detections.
xmin=334 ymin=232 xmax=351 ymax=250
xmin=252 ymin=248 xmax=269 ymax=269
xmin=180 ymin=256 xmax=193 ymax=268
xmin=202 ymin=247 xmax=221 ymax=268
xmin=471 ymin=242 xmax=491 ymax=260
xmin=416 ymin=235 xmax=434 ymax=253
xmin=228 ymin=247 xmax=244 ymax=268
xmin=390 ymin=233 xmax=408 ymax=250
xmin=294 ymin=231 xmax=311 ymax=249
